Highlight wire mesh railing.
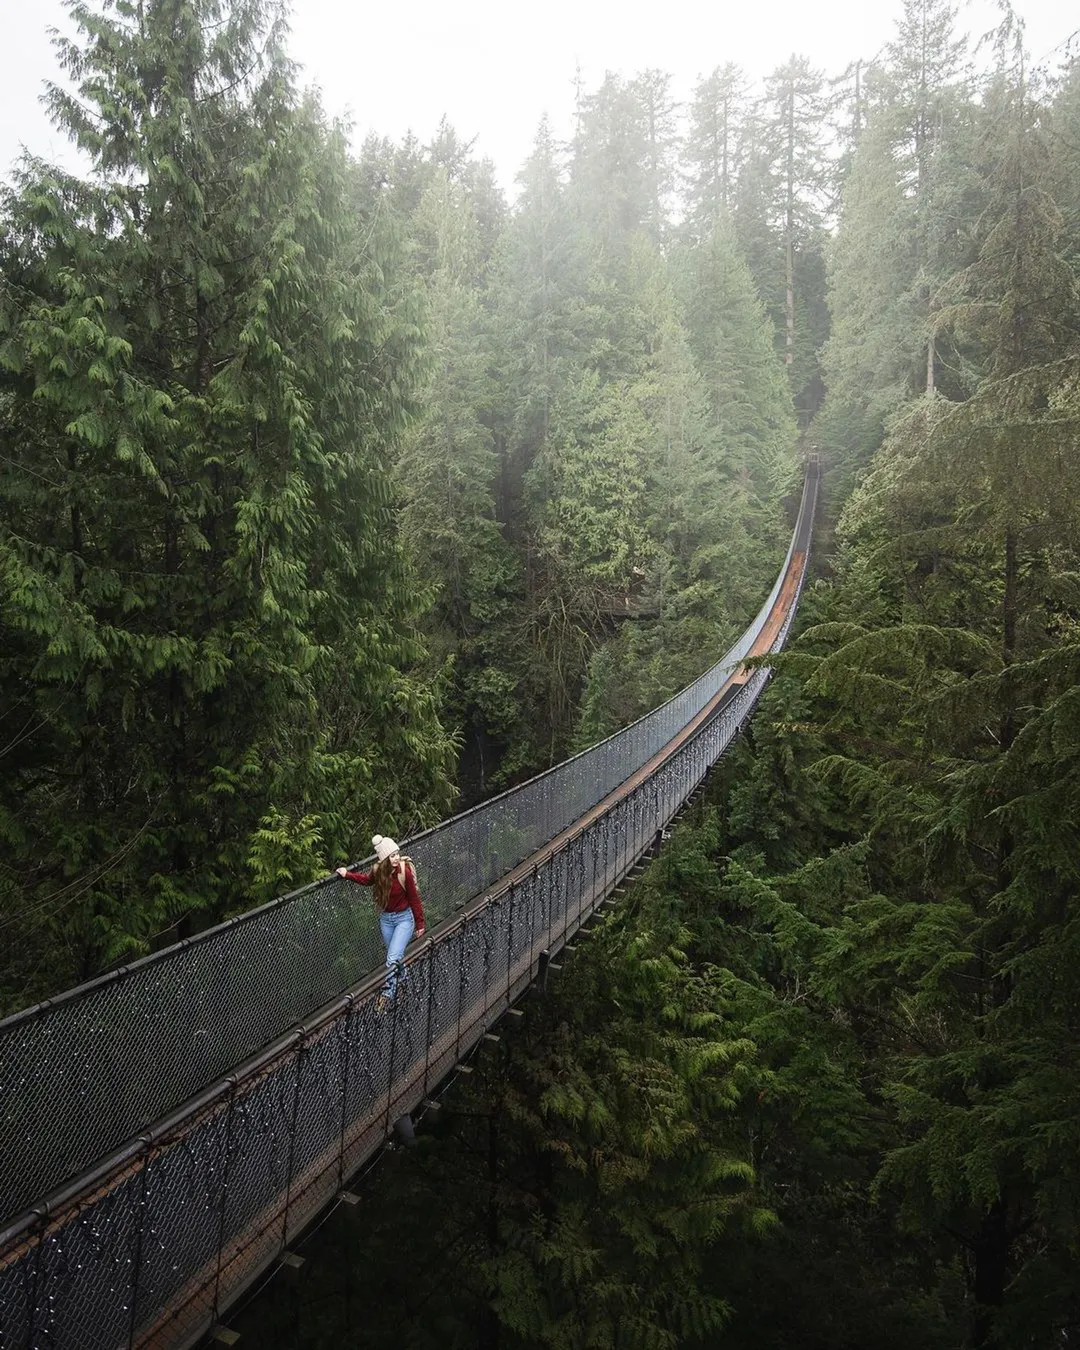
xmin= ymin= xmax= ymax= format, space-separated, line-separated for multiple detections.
xmin=0 ymin=469 xmax=814 ymax=1350
xmin=0 ymin=463 xmax=818 ymax=1261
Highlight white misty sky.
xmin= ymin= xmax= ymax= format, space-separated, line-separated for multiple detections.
xmin=1 ymin=0 xmax=1077 ymax=193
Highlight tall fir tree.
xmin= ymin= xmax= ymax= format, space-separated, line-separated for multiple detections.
xmin=0 ymin=0 xmax=454 ymax=1004
xmin=735 ymin=56 xmax=830 ymax=417
xmin=816 ymin=0 xmax=974 ymax=481
xmin=684 ymin=64 xmax=749 ymax=236
xmin=394 ymin=168 xmax=523 ymax=799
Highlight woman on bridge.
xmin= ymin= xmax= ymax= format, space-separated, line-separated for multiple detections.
xmin=336 ymin=835 xmax=426 ymax=1009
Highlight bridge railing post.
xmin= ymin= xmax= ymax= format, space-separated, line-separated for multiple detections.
xmin=481 ymin=901 xmax=496 ymax=1025
xmin=383 ymin=987 xmax=401 ymax=1139
xmin=337 ymin=996 xmax=354 ymax=1193
xmin=454 ymin=917 xmax=468 ymax=1064
xmin=421 ymin=943 xmax=437 ymax=1104
xmin=632 ymin=787 xmax=640 ymax=871
xmin=21 ymin=1214 xmax=46 ymax=1350
xmin=560 ymin=841 xmax=573 ymax=952
xmin=281 ymin=1034 xmax=306 ymax=1250
xmin=505 ymin=881 xmax=516 ymax=1013
xmin=210 ymin=1079 xmax=240 ymax=1329
xmin=125 ymin=1143 xmax=151 ymax=1350
xmin=618 ymin=797 xmax=628 ymax=889
xmin=614 ymin=797 xmax=624 ymax=887
xmin=525 ymin=865 xmax=542 ymax=985
xmin=574 ymin=832 xmax=586 ymax=924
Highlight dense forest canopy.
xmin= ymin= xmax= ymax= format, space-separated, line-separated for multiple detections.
xmin=0 ymin=0 xmax=801 ymax=1004
xmin=3 ymin=0 xmax=1080 ymax=1343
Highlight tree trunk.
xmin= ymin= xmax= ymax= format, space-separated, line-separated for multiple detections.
xmin=1000 ymin=526 xmax=1017 ymax=752
xmin=785 ymin=85 xmax=795 ymax=367
xmin=69 ymin=446 xmax=83 ymax=592
xmin=972 ymin=1197 xmax=1009 ymax=1348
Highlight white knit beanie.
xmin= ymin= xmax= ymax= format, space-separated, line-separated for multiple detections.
xmin=372 ymin=834 xmax=400 ymax=862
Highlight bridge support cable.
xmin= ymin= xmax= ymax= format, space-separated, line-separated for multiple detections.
xmin=0 ymin=459 xmax=816 ymax=1226
xmin=0 ymin=463 xmax=818 ymax=1350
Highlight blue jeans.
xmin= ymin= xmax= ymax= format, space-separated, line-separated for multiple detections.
xmin=379 ymin=909 xmax=415 ymax=999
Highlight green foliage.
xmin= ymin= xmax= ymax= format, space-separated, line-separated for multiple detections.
xmin=558 ymin=227 xmax=797 ymax=744
xmin=684 ymin=65 xmax=750 ymax=231
xmin=393 ymin=167 xmax=525 ymax=786
xmin=729 ymin=71 xmax=1080 ymax=1330
xmin=246 ymin=807 xmax=325 ymax=904
xmin=221 ymin=21 xmax=1080 ymax=1350
xmin=19 ymin=19 xmax=1080 ymax=1348
xmin=730 ymin=54 xmax=831 ymax=414
xmin=815 ymin=0 xmax=977 ymax=484
xmin=0 ymin=0 xmax=455 ymax=1006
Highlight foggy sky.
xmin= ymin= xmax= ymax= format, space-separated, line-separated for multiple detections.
xmin=1 ymin=0 xmax=1077 ymax=193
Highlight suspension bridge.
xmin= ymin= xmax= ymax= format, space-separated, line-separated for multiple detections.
xmin=0 ymin=459 xmax=819 ymax=1350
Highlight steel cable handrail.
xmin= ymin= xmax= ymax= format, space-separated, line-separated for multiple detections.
xmin=0 ymin=466 xmax=818 ymax=1229
xmin=0 ymin=462 xmax=818 ymax=1350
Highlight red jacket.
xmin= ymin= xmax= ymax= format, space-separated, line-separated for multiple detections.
xmin=343 ymin=862 xmax=425 ymax=930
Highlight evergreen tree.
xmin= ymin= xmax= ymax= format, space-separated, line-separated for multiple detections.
xmin=732 ymin=117 xmax=787 ymax=337
xmin=763 ymin=56 xmax=829 ymax=376
xmin=632 ymin=67 xmax=680 ymax=243
xmin=395 ymin=168 xmax=523 ymax=798
xmin=816 ymin=0 xmax=974 ymax=480
xmin=733 ymin=57 xmax=830 ymax=416
xmin=482 ymin=120 xmax=598 ymax=773
xmin=569 ymin=71 xmax=676 ymax=245
xmin=684 ymin=64 xmax=749 ymax=235
xmin=489 ymin=119 xmax=590 ymax=544
xmin=780 ymin=38 xmax=1080 ymax=1339
xmin=816 ymin=117 xmax=921 ymax=474
xmin=0 ymin=0 xmax=454 ymax=1003
xmin=677 ymin=218 xmax=797 ymax=497
xmin=1048 ymin=54 xmax=1080 ymax=265
xmin=882 ymin=0 xmax=972 ymax=395
xmin=571 ymin=226 xmax=797 ymax=745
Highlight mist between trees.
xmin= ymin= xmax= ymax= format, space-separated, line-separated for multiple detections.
xmin=2 ymin=0 xmax=1080 ymax=1341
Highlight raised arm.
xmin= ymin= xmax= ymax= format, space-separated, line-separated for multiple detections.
xmin=335 ymin=867 xmax=373 ymax=886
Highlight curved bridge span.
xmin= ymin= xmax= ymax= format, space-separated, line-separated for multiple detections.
xmin=0 ymin=461 xmax=819 ymax=1350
